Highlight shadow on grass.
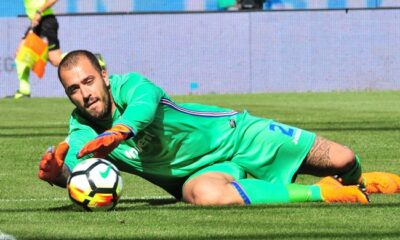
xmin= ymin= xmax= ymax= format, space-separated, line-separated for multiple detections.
xmin=47 ymin=197 xmax=178 ymax=212
xmin=0 ymin=133 xmax=67 ymax=138
xmin=1 ymin=200 xmax=399 ymax=213
xmin=0 ymin=125 xmax=67 ymax=130
xmin=119 ymin=197 xmax=178 ymax=205
xmin=114 ymin=201 xmax=400 ymax=212
xmin=0 ymin=125 xmax=68 ymax=138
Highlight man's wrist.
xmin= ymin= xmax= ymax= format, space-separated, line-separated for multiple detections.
xmin=36 ymin=10 xmax=42 ymax=15
xmin=52 ymin=165 xmax=71 ymax=188
xmin=110 ymin=124 xmax=134 ymax=138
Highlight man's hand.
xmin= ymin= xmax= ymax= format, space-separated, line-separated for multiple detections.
xmin=31 ymin=12 xmax=41 ymax=28
xmin=38 ymin=141 xmax=69 ymax=185
xmin=78 ymin=124 xmax=133 ymax=159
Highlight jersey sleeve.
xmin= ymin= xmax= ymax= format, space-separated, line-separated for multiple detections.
xmin=113 ymin=73 xmax=165 ymax=135
xmin=64 ymin=116 xmax=98 ymax=171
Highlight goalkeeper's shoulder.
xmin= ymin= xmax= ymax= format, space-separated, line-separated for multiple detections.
xmin=111 ymin=72 xmax=167 ymax=97
xmin=110 ymin=72 xmax=149 ymax=83
xmin=110 ymin=72 xmax=155 ymax=90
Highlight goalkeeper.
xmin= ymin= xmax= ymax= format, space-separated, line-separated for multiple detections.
xmin=38 ymin=50 xmax=400 ymax=205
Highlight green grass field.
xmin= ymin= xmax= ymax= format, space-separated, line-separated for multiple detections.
xmin=0 ymin=91 xmax=399 ymax=239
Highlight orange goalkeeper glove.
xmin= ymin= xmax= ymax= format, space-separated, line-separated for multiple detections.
xmin=38 ymin=140 xmax=69 ymax=185
xmin=78 ymin=124 xmax=133 ymax=159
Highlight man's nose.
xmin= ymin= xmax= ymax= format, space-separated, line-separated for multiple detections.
xmin=81 ymin=86 xmax=91 ymax=98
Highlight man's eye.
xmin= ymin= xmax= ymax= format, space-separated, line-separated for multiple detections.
xmin=83 ymin=77 xmax=94 ymax=85
xmin=69 ymin=87 xmax=78 ymax=94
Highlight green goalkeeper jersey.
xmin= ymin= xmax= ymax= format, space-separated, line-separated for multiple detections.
xmin=65 ymin=72 xmax=316 ymax=198
xmin=65 ymin=72 xmax=247 ymax=195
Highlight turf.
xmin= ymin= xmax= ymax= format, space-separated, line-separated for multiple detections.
xmin=0 ymin=91 xmax=399 ymax=239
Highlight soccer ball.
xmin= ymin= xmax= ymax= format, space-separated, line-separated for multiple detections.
xmin=67 ymin=158 xmax=123 ymax=211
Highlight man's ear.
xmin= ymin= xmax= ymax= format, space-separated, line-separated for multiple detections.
xmin=101 ymin=69 xmax=110 ymax=87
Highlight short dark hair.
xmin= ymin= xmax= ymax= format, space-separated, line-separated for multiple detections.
xmin=58 ymin=50 xmax=103 ymax=83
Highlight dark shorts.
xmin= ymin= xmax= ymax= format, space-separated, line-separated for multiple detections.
xmin=24 ymin=15 xmax=60 ymax=51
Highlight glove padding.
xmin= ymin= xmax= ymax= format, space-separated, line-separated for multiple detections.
xmin=38 ymin=141 xmax=69 ymax=185
xmin=78 ymin=124 xmax=132 ymax=159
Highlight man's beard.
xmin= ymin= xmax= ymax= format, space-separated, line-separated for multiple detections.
xmin=80 ymin=90 xmax=112 ymax=122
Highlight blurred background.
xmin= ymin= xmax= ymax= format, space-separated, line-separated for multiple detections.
xmin=1 ymin=0 xmax=400 ymax=97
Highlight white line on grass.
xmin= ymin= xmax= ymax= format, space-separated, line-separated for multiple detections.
xmin=0 ymin=231 xmax=16 ymax=240
xmin=0 ymin=196 xmax=173 ymax=203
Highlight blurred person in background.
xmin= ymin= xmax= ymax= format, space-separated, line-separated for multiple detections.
xmin=239 ymin=0 xmax=266 ymax=9
xmin=8 ymin=0 xmax=61 ymax=99
xmin=218 ymin=0 xmax=266 ymax=10
xmin=218 ymin=0 xmax=240 ymax=10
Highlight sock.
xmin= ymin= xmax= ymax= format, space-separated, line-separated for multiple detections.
xmin=232 ymin=179 xmax=322 ymax=205
xmin=15 ymin=59 xmax=31 ymax=95
xmin=336 ymin=155 xmax=362 ymax=185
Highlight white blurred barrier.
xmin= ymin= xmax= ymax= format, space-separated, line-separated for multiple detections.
xmin=1 ymin=8 xmax=399 ymax=97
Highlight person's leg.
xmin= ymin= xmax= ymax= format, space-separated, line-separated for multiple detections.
xmin=298 ymin=135 xmax=362 ymax=185
xmin=182 ymin=162 xmax=246 ymax=205
xmin=12 ymin=46 xmax=60 ymax=99
xmin=182 ymin=172 xmax=368 ymax=205
xmin=41 ymin=15 xmax=61 ymax=67
xmin=182 ymin=162 xmax=368 ymax=206
xmin=182 ymin=172 xmax=243 ymax=205
xmin=230 ymin=117 xmax=362 ymax=185
xmin=15 ymin=58 xmax=31 ymax=97
xmin=10 ymin=37 xmax=31 ymax=99
xmin=48 ymin=49 xmax=62 ymax=67
xmin=301 ymin=135 xmax=400 ymax=193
